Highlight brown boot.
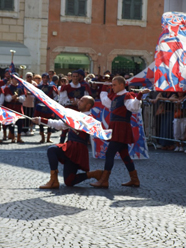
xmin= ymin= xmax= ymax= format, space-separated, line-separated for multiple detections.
xmin=39 ymin=170 xmax=59 ymax=189
xmin=121 ymin=170 xmax=140 ymax=187
xmin=11 ymin=134 xmax=16 ymax=143
xmin=3 ymin=129 xmax=7 ymax=140
xmin=39 ymin=132 xmax=45 ymax=143
xmin=90 ymin=170 xmax=111 ymax=188
xmin=8 ymin=130 xmax=12 ymax=139
xmin=87 ymin=170 xmax=103 ymax=181
xmin=47 ymin=132 xmax=53 ymax=143
xmin=17 ymin=134 xmax=24 ymax=143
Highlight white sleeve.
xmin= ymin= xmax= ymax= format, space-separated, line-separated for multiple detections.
xmin=59 ymin=91 xmax=69 ymax=105
xmin=0 ymin=94 xmax=4 ymax=105
xmin=84 ymin=90 xmax=89 ymax=96
xmin=5 ymin=94 xmax=12 ymax=102
xmin=53 ymin=91 xmax=58 ymax=101
xmin=45 ymin=119 xmax=69 ymax=130
xmin=18 ymin=95 xmax=26 ymax=103
xmin=100 ymin=91 xmax=111 ymax=109
xmin=124 ymin=98 xmax=141 ymax=113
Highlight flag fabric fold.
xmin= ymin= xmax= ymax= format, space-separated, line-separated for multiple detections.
xmin=126 ymin=62 xmax=154 ymax=88
xmin=0 ymin=107 xmax=23 ymax=125
xmin=12 ymin=74 xmax=112 ymax=140
xmin=155 ymin=12 xmax=186 ymax=92
xmin=91 ymin=101 xmax=149 ymax=159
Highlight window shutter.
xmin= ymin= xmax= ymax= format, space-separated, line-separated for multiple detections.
xmin=78 ymin=0 xmax=86 ymax=16
xmin=122 ymin=0 xmax=132 ymax=19
xmin=122 ymin=0 xmax=142 ymax=20
xmin=66 ymin=0 xmax=75 ymax=15
xmin=133 ymin=0 xmax=142 ymax=20
xmin=0 ymin=0 xmax=14 ymax=10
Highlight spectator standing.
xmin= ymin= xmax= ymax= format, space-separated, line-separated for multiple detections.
xmin=59 ymin=71 xmax=90 ymax=143
xmin=67 ymin=72 xmax=72 ymax=83
xmin=77 ymin=69 xmax=92 ymax=95
xmin=33 ymin=74 xmax=42 ymax=85
xmin=58 ymin=77 xmax=69 ymax=92
xmin=48 ymin=69 xmax=55 ymax=83
xmin=170 ymin=92 xmax=186 ymax=152
xmin=0 ymin=68 xmax=11 ymax=88
xmin=34 ymin=73 xmax=58 ymax=143
xmin=4 ymin=73 xmax=26 ymax=143
xmin=22 ymin=72 xmax=37 ymax=135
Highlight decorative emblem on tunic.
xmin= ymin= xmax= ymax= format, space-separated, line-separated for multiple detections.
xmin=74 ymin=90 xmax=81 ymax=98
xmin=111 ymin=98 xmax=118 ymax=110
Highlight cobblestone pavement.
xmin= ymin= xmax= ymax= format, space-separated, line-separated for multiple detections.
xmin=0 ymin=129 xmax=186 ymax=248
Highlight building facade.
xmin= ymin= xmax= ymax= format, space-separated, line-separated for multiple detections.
xmin=0 ymin=0 xmax=186 ymax=77
xmin=47 ymin=0 xmax=164 ymax=76
xmin=0 ymin=0 xmax=49 ymax=77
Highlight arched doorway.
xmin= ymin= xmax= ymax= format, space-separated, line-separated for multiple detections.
xmin=54 ymin=53 xmax=91 ymax=74
xmin=112 ymin=55 xmax=146 ymax=76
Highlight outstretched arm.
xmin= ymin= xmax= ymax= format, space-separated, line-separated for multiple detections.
xmin=32 ymin=117 xmax=69 ymax=130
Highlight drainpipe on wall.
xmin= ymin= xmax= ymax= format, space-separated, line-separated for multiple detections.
xmin=103 ymin=0 xmax=106 ymax=24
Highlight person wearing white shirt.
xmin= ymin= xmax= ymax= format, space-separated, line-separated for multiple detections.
xmin=90 ymin=76 xmax=150 ymax=188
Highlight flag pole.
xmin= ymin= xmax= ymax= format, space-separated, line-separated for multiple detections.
xmin=0 ymin=105 xmax=32 ymax=120
xmin=0 ymin=105 xmax=79 ymax=133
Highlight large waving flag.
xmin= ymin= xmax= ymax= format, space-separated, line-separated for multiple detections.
xmin=126 ymin=61 xmax=154 ymax=88
xmin=12 ymin=74 xmax=112 ymax=140
xmin=0 ymin=107 xmax=23 ymax=125
xmin=155 ymin=12 xmax=186 ymax=92
xmin=91 ymin=101 xmax=149 ymax=159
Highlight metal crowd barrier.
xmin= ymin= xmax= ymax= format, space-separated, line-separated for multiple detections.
xmin=142 ymin=99 xmax=186 ymax=149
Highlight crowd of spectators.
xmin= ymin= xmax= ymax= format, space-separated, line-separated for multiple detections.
xmin=0 ymin=67 xmax=186 ymax=153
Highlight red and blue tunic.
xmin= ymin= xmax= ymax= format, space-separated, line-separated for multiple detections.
xmin=60 ymin=83 xmax=88 ymax=110
xmin=40 ymin=116 xmax=90 ymax=172
xmin=4 ymin=84 xmax=25 ymax=114
xmin=34 ymin=84 xmax=58 ymax=118
xmin=100 ymin=89 xmax=142 ymax=144
xmin=109 ymin=93 xmax=135 ymax=144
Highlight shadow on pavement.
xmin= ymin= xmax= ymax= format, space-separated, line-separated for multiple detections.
xmin=0 ymin=197 xmax=85 ymax=220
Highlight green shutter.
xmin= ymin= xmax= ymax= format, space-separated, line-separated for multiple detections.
xmin=66 ymin=0 xmax=86 ymax=16
xmin=122 ymin=0 xmax=142 ymax=20
xmin=122 ymin=0 xmax=132 ymax=19
xmin=133 ymin=0 xmax=142 ymax=20
xmin=0 ymin=0 xmax=14 ymax=10
xmin=78 ymin=0 xmax=86 ymax=16
xmin=66 ymin=0 xmax=75 ymax=15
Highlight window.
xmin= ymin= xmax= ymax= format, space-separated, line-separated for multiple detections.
xmin=60 ymin=0 xmax=92 ymax=24
xmin=0 ymin=0 xmax=19 ymax=18
xmin=66 ymin=0 xmax=87 ymax=16
xmin=117 ymin=0 xmax=147 ymax=27
xmin=0 ymin=0 xmax=14 ymax=10
xmin=122 ymin=0 xmax=142 ymax=20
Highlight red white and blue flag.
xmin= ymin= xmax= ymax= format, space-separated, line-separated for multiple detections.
xmin=9 ymin=61 xmax=15 ymax=73
xmin=126 ymin=61 xmax=155 ymax=88
xmin=155 ymin=12 xmax=186 ymax=92
xmin=90 ymin=101 xmax=149 ymax=159
xmin=0 ymin=107 xmax=23 ymax=125
xmin=12 ymin=74 xmax=112 ymax=140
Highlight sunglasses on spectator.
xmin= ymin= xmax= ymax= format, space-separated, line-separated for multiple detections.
xmin=27 ymin=75 xmax=32 ymax=78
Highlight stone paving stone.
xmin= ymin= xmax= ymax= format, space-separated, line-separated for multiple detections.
xmin=1 ymin=130 xmax=186 ymax=247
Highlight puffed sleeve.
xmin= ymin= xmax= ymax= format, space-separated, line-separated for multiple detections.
xmin=100 ymin=91 xmax=111 ymax=109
